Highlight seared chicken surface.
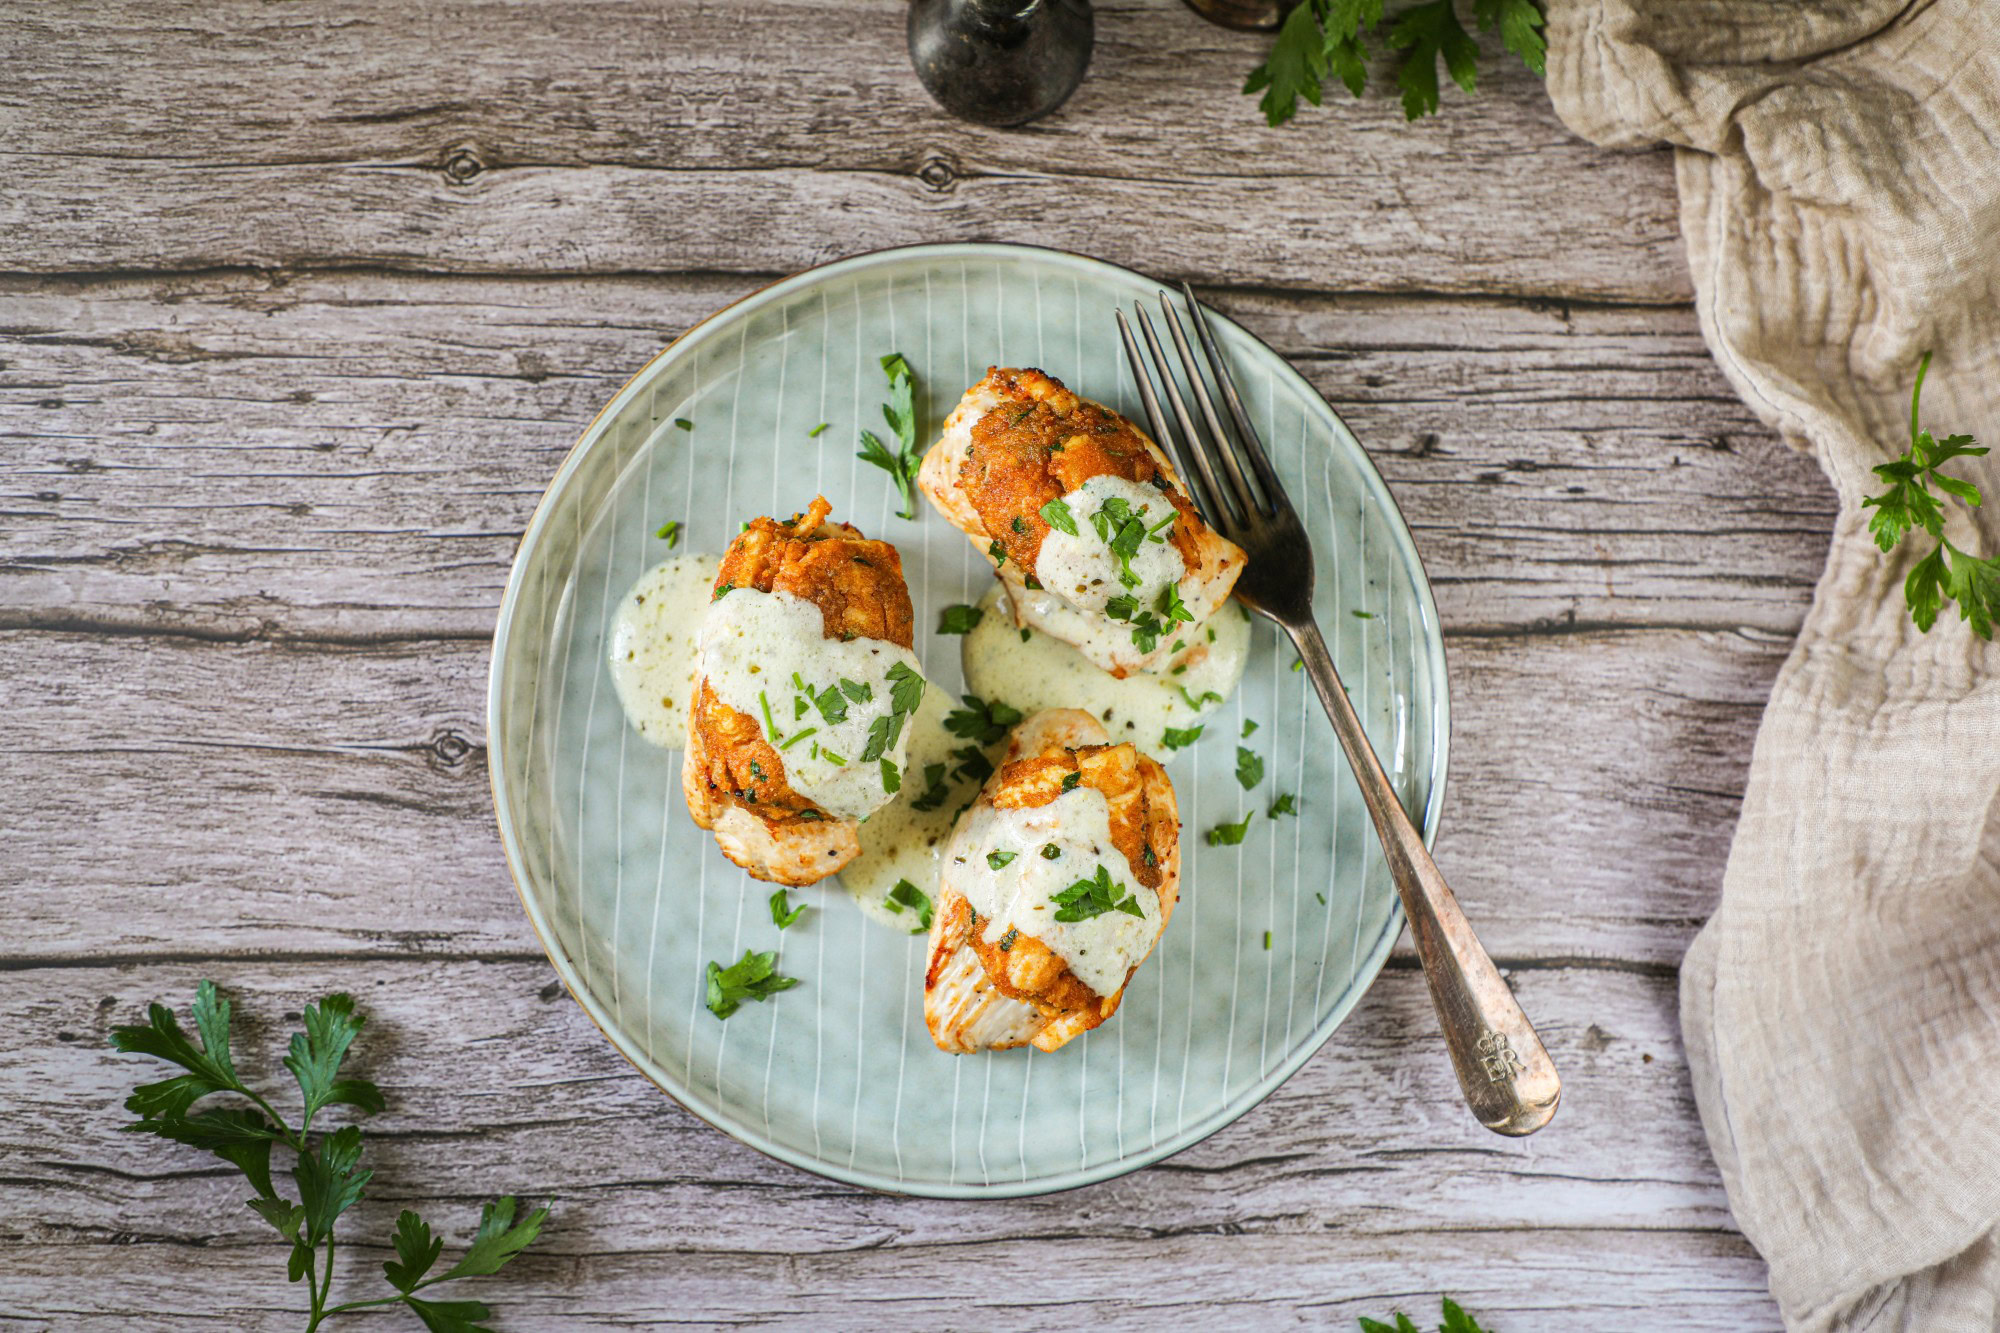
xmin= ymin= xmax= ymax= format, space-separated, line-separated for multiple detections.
xmin=682 ymin=496 xmax=921 ymax=886
xmin=924 ymin=709 xmax=1181 ymax=1053
xmin=918 ymin=367 xmax=1246 ymax=677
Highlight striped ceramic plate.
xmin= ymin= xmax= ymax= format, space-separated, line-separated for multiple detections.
xmin=488 ymin=243 xmax=1448 ymax=1196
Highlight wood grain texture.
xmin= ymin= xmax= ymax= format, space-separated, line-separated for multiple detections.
xmin=0 ymin=3 xmax=1688 ymax=299
xmin=1 ymin=961 xmax=1776 ymax=1331
xmin=0 ymin=0 xmax=1800 ymax=1323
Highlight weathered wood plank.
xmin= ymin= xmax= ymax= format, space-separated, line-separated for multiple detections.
xmin=0 ymin=3 xmax=1687 ymax=300
xmin=0 ymin=961 xmax=1777 ymax=1329
xmin=0 ymin=272 xmax=1834 ymax=641
xmin=0 ymin=624 xmax=1784 ymax=965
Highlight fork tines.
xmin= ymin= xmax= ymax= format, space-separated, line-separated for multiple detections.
xmin=1116 ymin=284 xmax=1291 ymax=538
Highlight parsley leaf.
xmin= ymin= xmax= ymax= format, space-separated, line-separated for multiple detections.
xmin=886 ymin=878 xmax=934 ymax=933
xmin=1235 ymin=746 xmax=1265 ymax=790
xmin=908 ymin=762 xmax=951 ymax=812
xmin=937 ymin=603 xmax=984 ymax=634
xmin=1161 ymin=724 xmax=1205 ymax=751
xmin=1050 ymin=864 xmax=1145 ymax=922
xmin=1270 ymin=792 xmax=1299 ymax=817
xmin=812 ymin=683 xmax=849 ymax=725
xmin=987 ymin=850 xmax=1017 ymax=869
xmin=1864 ymin=351 xmax=1993 ymax=638
xmin=1206 ymin=812 xmax=1255 ymax=846
xmin=1040 ymin=496 xmax=1079 ymax=535
xmin=808 ymin=421 xmax=829 ymax=438
xmin=656 ymin=519 xmax=681 ymax=545
xmin=887 ymin=661 xmax=926 ymax=715
xmin=1245 ymin=0 xmax=1541 ymax=127
xmin=945 ymin=694 xmax=1023 ymax=746
xmin=1179 ymin=686 xmax=1223 ymax=711
xmin=706 ymin=949 xmax=800 ymax=1019
xmin=857 ymin=352 xmax=922 ymax=519
xmin=770 ymin=888 xmax=808 ymax=929
xmin=674 ymin=417 xmax=695 ymax=431
xmin=113 ymin=982 xmax=551 ymax=1328
xmin=1360 ymin=1296 xmax=1493 ymax=1333
xmin=880 ymin=756 xmax=902 ymax=794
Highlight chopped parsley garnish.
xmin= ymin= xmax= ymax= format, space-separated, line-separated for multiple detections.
xmin=1051 ymin=864 xmax=1145 ymax=922
xmin=1160 ymin=724 xmax=1205 ymax=751
xmin=987 ymin=539 xmax=1007 ymax=566
xmin=861 ymin=711 xmax=907 ymax=763
xmin=1156 ymin=581 xmax=1193 ymax=626
xmin=1040 ymin=496 xmax=1079 ymax=535
xmin=945 ymin=694 xmax=1023 ymax=746
xmin=879 ymin=757 xmax=901 ymax=794
xmin=948 ymin=743 xmax=994 ymax=785
xmin=856 ymin=352 xmax=921 ymax=519
xmin=1104 ymin=593 xmax=1139 ymax=620
xmin=1236 ymin=746 xmax=1264 ymax=790
xmin=887 ymin=661 xmax=925 ymax=714
xmin=908 ymin=762 xmax=951 ymax=812
xmin=770 ymin=889 xmax=808 ymax=929
xmin=712 ymin=582 xmax=735 ymax=600
xmin=1023 ymin=575 xmax=1043 ymax=590
xmin=1178 ymin=687 xmax=1223 ymax=711
xmin=1291 ymin=657 xmax=1304 ymax=672
xmin=757 ymin=690 xmax=779 ymax=737
xmin=1263 ymin=931 xmax=1272 ymax=950
xmin=1011 ymin=516 xmax=1027 ymax=533
xmin=1242 ymin=719 xmax=1259 ymax=738
xmin=812 ymin=683 xmax=849 ymax=725
xmin=986 ymin=850 xmax=1017 ymax=870
xmin=997 ymin=926 xmax=1019 ymax=952
xmin=705 ymin=949 xmax=799 ymax=1019
xmin=808 ymin=421 xmax=829 ymax=438
xmin=884 ymin=878 xmax=933 ymax=933
xmin=777 ymin=727 xmax=816 ymax=751
xmin=1146 ymin=509 xmax=1177 ymax=541
xmin=1092 ymin=499 xmax=1150 ymax=589
xmin=1060 ymin=770 xmax=1081 ymax=792
xmin=819 ymin=748 xmax=847 ymax=766
xmin=841 ymin=678 xmax=872 ymax=704
xmin=937 ymin=603 xmax=984 ymax=635
xmin=1270 ymin=792 xmax=1299 ymax=817
xmin=1352 ymin=609 xmax=1374 ymax=619
xmin=674 ymin=417 xmax=695 ymax=431
xmin=1041 ymin=843 xmax=1062 ymax=859
xmin=1020 ymin=628 xmax=1031 ymax=643
xmin=656 ymin=519 xmax=682 ymax=545
xmin=1206 ymin=812 xmax=1254 ymax=846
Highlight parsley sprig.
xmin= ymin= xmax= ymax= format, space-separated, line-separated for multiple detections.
xmin=1864 ymin=351 xmax=1995 ymax=638
xmin=112 ymin=982 xmax=548 ymax=1332
xmin=1051 ymin=863 xmax=1145 ymax=922
xmin=858 ymin=352 xmax=922 ymax=519
xmin=1359 ymin=1295 xmax=1494 ymax=1333
xmin=706 ymin=949 xmax=800 ymax=1018
xmin=1245 ymin=0 xmax=1546 ymax=126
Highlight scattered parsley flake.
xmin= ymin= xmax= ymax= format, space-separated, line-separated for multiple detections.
xmin=1206 ymin=812 xmax=1254 ymax=846
xmin=1242 ymin=719 xmax=1259 ymax=737
xmin=938 ymin=604 xmax=984 ymax=635
xmin=1040 ymin=496 xmax=1079 ymax=536
xmin=770 ymin=889 xmax=808 ymax=929
xmin=1236 ymin=746 xmax=1264 ymax=790
xmin=808 ymin=421 xmax=829 ymax=438
xmin=885 ymin=878 xmax=933 ymax=933
xmin=656 ymin=519 xmax=682 ymax=545
xmin=1270 ymin=792 xmax=1299 ymax=817
xmin=674 ymin=418 xmax=695 ymax=431
xmin=986 ymin=850 xmax=1017 ymax=870
xmin=705 ymin=949 xmax=799 ymax=1019
xmin=1160 ymin=724 xmax=1205 ymax=751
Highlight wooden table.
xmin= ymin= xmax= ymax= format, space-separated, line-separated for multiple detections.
xmin=2 ymin=3 xmax=1822 ymax=1327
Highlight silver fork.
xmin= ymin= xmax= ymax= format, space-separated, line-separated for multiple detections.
xmin=1119 ymin=286 xmax=1560 ymax=1136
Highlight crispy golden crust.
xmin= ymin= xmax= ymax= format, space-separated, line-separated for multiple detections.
xmin=683 ymin=496 xmax=912 ymax=884
xmin=959 ymin=367 xmax=1205 ymax=577
xmin=923 ymin=709 xmax=1182 ymax=1053
xmin=918 ymin=367 xmax=1247 ymax=677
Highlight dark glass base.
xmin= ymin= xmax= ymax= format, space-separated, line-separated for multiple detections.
xmin=908 ymin=0 xmax=1095 ymax=128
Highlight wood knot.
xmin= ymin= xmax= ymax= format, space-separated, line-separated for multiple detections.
xmin=917 ymin=154 xmax=957 ymax=192
xmin=442 ymin=146 xmax=485 ymax=185
xmin=431 ymin=729 xmax=473 ymax=766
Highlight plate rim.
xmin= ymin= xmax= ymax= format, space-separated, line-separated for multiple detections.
xmin=487 ymin=240 xmax=1451 ymax=1198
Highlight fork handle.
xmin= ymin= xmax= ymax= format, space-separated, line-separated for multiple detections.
xmin=1288 ymin=617 xmax=1561 ymax=1135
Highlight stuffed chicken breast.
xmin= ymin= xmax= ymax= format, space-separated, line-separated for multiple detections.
xmin=923 ymin=708 xmax=1181 ymax=1053
xmin=682 ymin=497 xmax=925 ymax=886
xmin=918 ymin=367 xmax=1247 ymax=678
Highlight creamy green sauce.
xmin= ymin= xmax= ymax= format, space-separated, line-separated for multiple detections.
xmin=961 ymin=583 xmax=1250 ymax=756
xmin=607 ymin=554 xmax=723 ymax=749
xmin=697 ymin=586 xmax=926 ymax=821
xmin=946 ymin=787 xmax=1160 ymax=998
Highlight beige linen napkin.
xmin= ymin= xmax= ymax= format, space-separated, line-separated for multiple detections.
xmin=1542 ymin=0 xmax=2000 ymax=1326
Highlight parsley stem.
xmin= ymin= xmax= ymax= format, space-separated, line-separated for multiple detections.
xmin=1912 ymin=350 xmax=1931 ymax=443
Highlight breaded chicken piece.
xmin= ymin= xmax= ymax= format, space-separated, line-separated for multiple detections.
xmin=681 ymin=496 xmax=917 ymax=886
xmin=923 ymin=709 xmax=1181 ymax=1053
xmin=918 ymin=367 xmax=1246 ymax=677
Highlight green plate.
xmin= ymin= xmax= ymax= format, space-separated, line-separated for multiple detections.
xmin=488 ymin=243 xmax=1448 ymax=1197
